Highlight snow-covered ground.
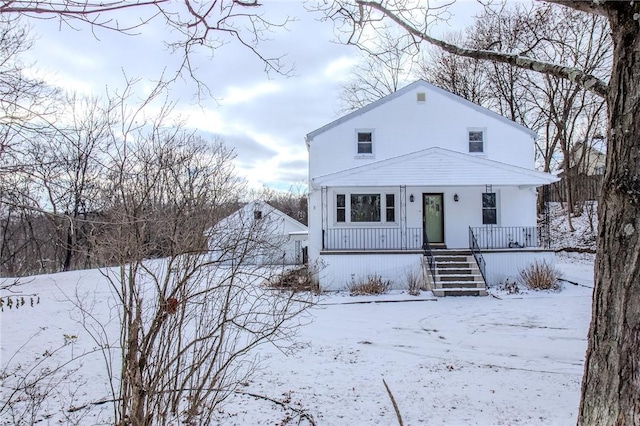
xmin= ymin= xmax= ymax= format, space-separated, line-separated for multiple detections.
xmin=1 ymin=251 xmax=595 ymax=425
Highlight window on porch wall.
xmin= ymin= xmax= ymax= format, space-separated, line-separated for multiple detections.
xmin=482 ymin=192 xmax=497 ymax=225
xmin=351 ymin=194 xmax=380 ymax=222
xmin=336 ymin=194 xmax=346 ymax=222
xmin=386 ymin=194 xmax=395 ymax=222
xmin=334 ymin=193 xmax=396 ymax=223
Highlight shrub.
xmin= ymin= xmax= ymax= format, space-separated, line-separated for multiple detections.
xmin=518 ymin=260 xmax=561 ymax=291
xmin=405 ymin=269 xmax=422 ymax=296
xmin=348 ymin=274 xmax=391 ymax=295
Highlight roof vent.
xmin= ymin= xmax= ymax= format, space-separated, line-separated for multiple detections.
xmin=416 ymin=92 xmax=426 ymax=103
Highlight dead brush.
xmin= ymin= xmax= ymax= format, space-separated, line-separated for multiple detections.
xmin=269 ymin=266 xmax=320 ymax=293
xmin=348 ymin=274 xmax=391 ymax=295
xmin=405 ymin=270 xmax=422 ymax=296
xmin=518 ymin=260 xmax=562 ymax=291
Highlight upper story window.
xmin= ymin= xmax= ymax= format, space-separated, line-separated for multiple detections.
xmin=356 ymin=131 xmax=374 ymax=155
xmin=468 ymin=130 xmax=485 ymax=153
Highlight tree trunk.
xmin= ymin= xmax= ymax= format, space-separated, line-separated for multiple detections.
xmin=578 ymin=5 xmax=640 ymax=424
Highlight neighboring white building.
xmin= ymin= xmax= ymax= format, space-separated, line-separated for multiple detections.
xmin=208 ymin=200 xmax=308 ymax=266
xmin=306 ymin=80 xmax=559 ymax=294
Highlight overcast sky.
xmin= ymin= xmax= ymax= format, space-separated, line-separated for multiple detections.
xmin=23 ymin=1 xmax=481 ymax=192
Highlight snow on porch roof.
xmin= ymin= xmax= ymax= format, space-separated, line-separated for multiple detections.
xmin=311 ymin=147 xmax=559 ymax=188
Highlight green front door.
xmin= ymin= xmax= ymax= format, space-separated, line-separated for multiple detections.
xmin=423 ymin=194 xmax=444 ymax=244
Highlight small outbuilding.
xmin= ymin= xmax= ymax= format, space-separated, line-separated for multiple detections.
xmin=208 ymin=200 xmax=308 ymax=266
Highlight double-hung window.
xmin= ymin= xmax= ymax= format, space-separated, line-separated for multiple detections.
xmin=336 ymin=194 xmax=346 ymax=222
xmin=386 ymin=194 xmax=395 ymax=222
xmin=357 ymin=131 xmax=373 ymax=155
xmin=482 ymin=192 xmax=497 ymax=225
xmin=468 ymin=130 xmax=485 ymax=153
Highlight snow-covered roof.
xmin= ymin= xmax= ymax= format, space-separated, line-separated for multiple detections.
xmin=216 ymin=200 xmax=307 ymax=234
xmin=311 ymin=147 xmax=558 ymax=188
xmin=306 ymin=80 xmax=537 ymax=142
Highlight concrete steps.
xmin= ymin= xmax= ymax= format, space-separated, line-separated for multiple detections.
xmin=424 ymin=250 xmax=487 ymax=297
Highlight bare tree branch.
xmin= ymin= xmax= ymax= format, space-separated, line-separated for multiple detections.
xmin=354 ymin=0 xmax=608 ymax=97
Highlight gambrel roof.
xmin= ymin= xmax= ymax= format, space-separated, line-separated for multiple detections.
xmin=306 ymin=80 xmax=537 ymax=143
xmin=310 ymin=147 xmax=558 ymax=188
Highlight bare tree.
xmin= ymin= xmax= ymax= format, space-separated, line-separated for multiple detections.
xmin=77 ymin=82 xmax=313 ymax=425
xmin=0 ymin=1 xmax=295 ymax=92
xmin=315 ymin=0 xmax=640 ymax=423
xmin=339 ymin=30 xmax=416 ymax=112
xmin=0 ymin=15 xmax=62 ymax=275
xmin=257 ymin=184 xmax=309 ymax=226
xmin=416 ymin=31 xmax=490 ymax=107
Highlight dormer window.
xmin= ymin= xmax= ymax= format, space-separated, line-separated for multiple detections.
xmin=468 ymin=129 xmax=485 ymax=153
xmin=356 ymin=131 xmax=374 ymax=156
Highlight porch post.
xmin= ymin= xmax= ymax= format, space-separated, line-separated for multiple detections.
xmin=321 ymin=186 xmax=328 ymax=250
xmin=400 ymin=185 xmax=407 ymax=250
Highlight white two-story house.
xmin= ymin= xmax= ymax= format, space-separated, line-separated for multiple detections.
xmin=306 ymin=80 xmax=558 ymax=295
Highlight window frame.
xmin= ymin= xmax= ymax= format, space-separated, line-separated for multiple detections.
xmin=333 ymin=191 xmax=398 ymax=225
xmin=468 ymin=128 xmax=487 ymax=154
xmin=350 ymin=193 xmax=381 ymax=223
xmin=355 ymin=129 xmax=375 ymax=157
xmin=385 ymin=194 xmax=396 ymax=222
xmin=482 ymin=192 xmax=498 ymax=225
xmin=336 ymin=194 xmax=346 ymax=223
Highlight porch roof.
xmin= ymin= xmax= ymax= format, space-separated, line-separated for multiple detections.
xmin=311 ymin=147 xmax=559 ymax=188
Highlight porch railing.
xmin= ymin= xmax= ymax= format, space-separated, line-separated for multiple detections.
xmin=469 ymin=226 xmax=538 ymax=249
xmin=469 ymin=227 xmax=487 ymax=283
xmin=422 ymin=236 xmax=436 ymax=286
xmin=324 ymin=227 xmax=423 ymax=250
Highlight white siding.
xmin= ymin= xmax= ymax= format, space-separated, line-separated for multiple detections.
xmin=483 ymin=250 xmax=556 ymax=287
xmin=318 ymin=253 xmax=423 ymax=291
xmin=308 ymin=83 xmax=535 ymax=179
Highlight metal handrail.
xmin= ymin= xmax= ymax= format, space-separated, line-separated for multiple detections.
xmin=468 ymin=226 xmax=538 ymax=249
xmin=324 ymin=227 xmax=423 ymax=250
xmin=469 ymin=227 xmax=487 ymax=283
xmin=422 ymin=235 xmax=436 ymax=286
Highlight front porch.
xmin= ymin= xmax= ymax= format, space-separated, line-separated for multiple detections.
xmin=322 ymin=225 xmax=546 ymax=251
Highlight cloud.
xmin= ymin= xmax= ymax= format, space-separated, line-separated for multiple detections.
xmin=22 ymin=1 xmax=357 ymax=191
xmin=221 ymin=134 xmax=278 ymax=164
xmin=221 ymin=82 xmax=282 ymax=105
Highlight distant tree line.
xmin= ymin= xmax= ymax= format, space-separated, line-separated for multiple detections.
xmin=0 ymin=16 xmax=307 ymax=278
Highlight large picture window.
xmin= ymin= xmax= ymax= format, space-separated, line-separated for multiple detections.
xmin=482 ymin=192 xmax=497 ymax=225
xmin=351 ymin=194 xmax=381 ymax=222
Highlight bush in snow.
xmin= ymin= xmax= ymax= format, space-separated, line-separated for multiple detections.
xmin=519 ymin=260 xmax=562 ymax=291
xmin=348 ymin=274 xmax=391 ymax=295
xmin=405 ymin=269 xmax=423 ymax=296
